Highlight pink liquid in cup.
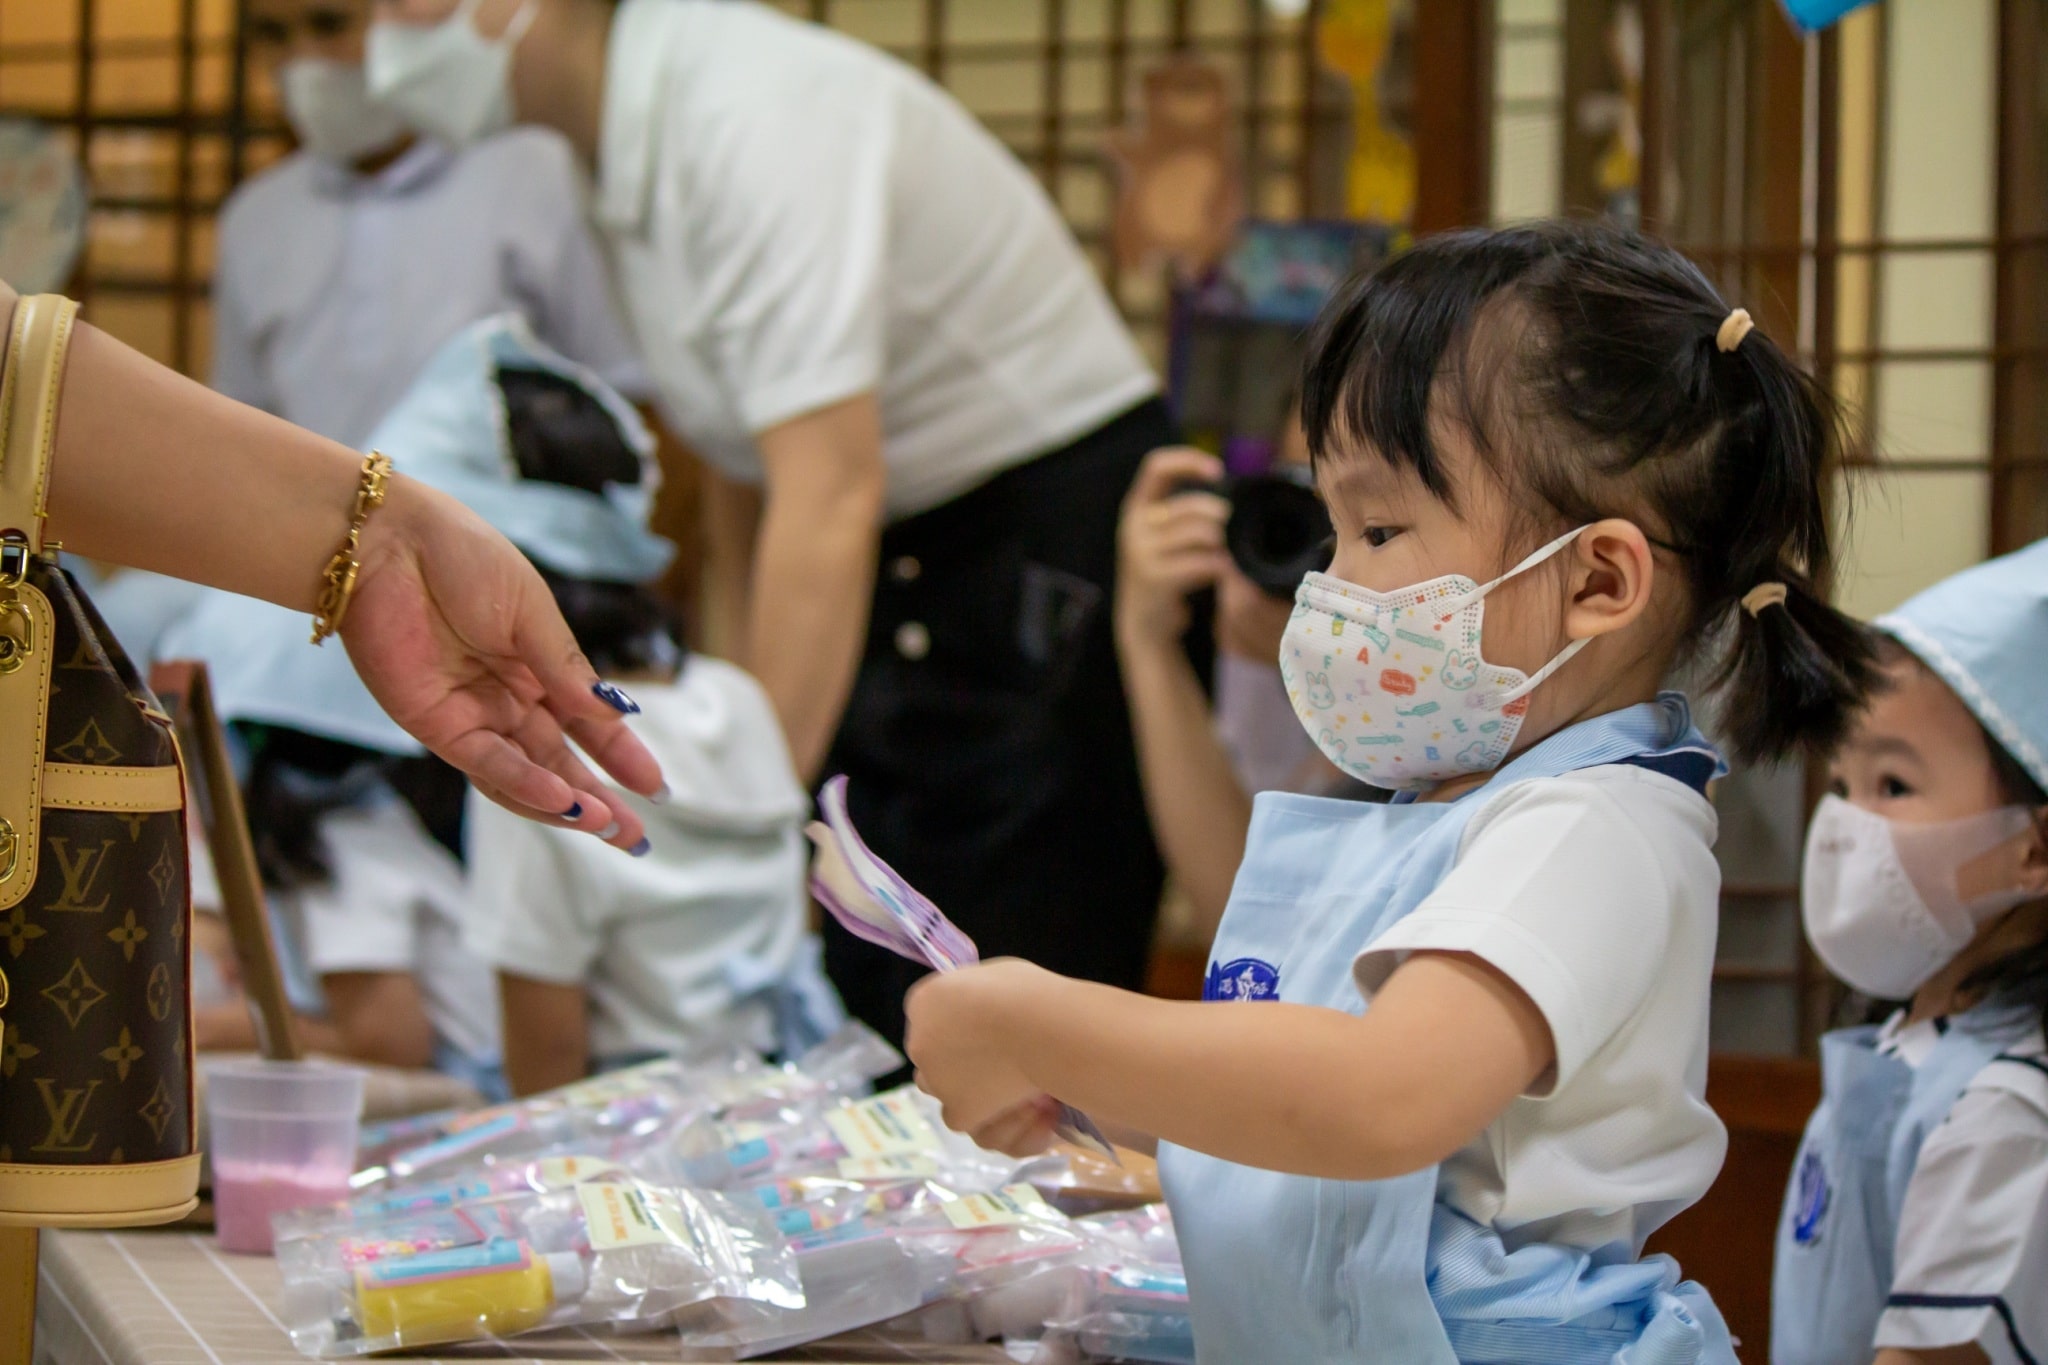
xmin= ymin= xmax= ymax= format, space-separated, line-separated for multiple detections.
xmin=214 ymin=1162 xmax=354 ymax=1254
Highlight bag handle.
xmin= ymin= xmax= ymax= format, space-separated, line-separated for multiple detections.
xmin=0 ymin=295 xmax=77 ymax=913
xmin=0 ymin=295 xmax=78 ymax=564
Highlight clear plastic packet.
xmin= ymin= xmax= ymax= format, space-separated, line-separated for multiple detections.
xmin=807 ymin=777 xmax=1117 ymax=1161
xmin=1028 ymin=1205 xmax=1191 ymax=1365
xmin=276 ymin=1151 xmax=634 ymax=1246
xmin=647 ymin=1085 xmax=1028 ymax=1194
xmin=347 ymin=1022 xmax=903 ymax=1197
xmin=675 ymin=1179 xmax=1091 ymax=1360
xmin=354 ymin=1108 xmax=468 ymax=1172
xmin=278 ymin=1177 xmax=802 ymax=1358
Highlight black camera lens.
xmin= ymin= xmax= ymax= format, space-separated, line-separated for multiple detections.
xmin=1174 ymin=470 xmax=1332 ymax=599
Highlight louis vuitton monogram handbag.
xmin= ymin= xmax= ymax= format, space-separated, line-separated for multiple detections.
xmin=0 ymin=295 xmax=199 ymax=1358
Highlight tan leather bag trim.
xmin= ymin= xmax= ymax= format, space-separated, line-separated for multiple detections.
xmin=0 ymin=582 xmax=53 ymax=914
xmin=0 ymin=1155 xmax=201 ymax=1227
xmin=0 ymin=296 xmax=77 ymax=552
xmin=41 ymin=762 xmax=182 ymax=812
xmin=0 ymin=297 xmax=77 ymax=915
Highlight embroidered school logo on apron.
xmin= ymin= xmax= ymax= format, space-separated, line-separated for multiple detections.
xmin=1203 ymin=957 xmax=1280 ymax=1001
xmin=1791 ymin=1148 xmax=1830 ymax=1246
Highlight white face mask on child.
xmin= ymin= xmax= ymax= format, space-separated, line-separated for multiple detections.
xmin=1278 ymin=526 xmax=1591 ymax=790
xmin=1802 ymin=794 xmax=2040 ymax=999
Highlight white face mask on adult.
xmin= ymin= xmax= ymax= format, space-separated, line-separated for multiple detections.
xmin=365 ymin=0 xmax=538 ymax=148
xmin=1801 ymin=794 xmax=2042 ymax=999
xmin=280 ymin=59 xmax=410 ymax=164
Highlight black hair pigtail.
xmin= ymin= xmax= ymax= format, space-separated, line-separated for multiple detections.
xmin=1708 ymin=333 xmax=1880 ymax=765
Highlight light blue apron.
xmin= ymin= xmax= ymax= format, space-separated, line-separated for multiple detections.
xmin=1159 ymin=694 xmax=1737 ymax=1364
xmin=1770 ymin=1001 xmax=2038 ymax=1364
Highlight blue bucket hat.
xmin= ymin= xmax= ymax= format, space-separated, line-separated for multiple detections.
xmin=153 ymin=315 xmax=671 ymax=754
xmin=155 ymin=588 xmax=423 ymax=754
xmin=1876 ymin=536 xmax=2048 ymax=795
xmin=367 ymin=314 xmax=674 ymax=584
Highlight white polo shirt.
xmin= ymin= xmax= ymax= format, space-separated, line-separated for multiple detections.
xmin=462 ymin=657 xmax=809 ymax=1064
xmin=1355 ymin=766 xmax=1728 ymax=1256
xmin=593 ymin=0 xmax=1158 ymax=521
xmin=212 ymin=130 xmax=647 ymax=448
xmin=1874 ymin=1012 xmax=2048 ymax=1365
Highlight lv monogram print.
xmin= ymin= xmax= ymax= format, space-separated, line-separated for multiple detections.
xmin=0 ymin=564 xmax=191 ymax=1166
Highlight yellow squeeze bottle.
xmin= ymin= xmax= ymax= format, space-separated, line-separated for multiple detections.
xmin=354 ymin=1238 xmax=585 ymax=1346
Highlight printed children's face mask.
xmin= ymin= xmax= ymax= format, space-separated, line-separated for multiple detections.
xmin=280 ymin=59 xmax=410 ymax=165
xmin=365 ymin=0 xmax=536 ymax=148
xmin=1802 ymin=794 xmax=2041 ymax=999
xmin=1279 ymin=526 xmax=1591 ymax=791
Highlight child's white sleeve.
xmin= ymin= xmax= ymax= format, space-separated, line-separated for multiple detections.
xmin=1877 ymin=1062 xmax=2048 ymax=1365
xmin=1352 ymin=768 xmax=1716 ymax=1094
xmin=462 ymin=797 xmax=600 ymax=985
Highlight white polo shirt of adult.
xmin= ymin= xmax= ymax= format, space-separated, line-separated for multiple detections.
xmin=594 ymin=0 xmax=1160 ymax=521
xmin=212 ymin=129 xmax=648 ymax=449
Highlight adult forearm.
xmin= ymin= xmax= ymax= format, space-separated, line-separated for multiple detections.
xmin=31 ymin=292 xmax=377 ymax=610
xmin=744 ymin=491 xmax=878 ymax=782
xmin=1117 ymin=630 xmax=1252 ymax=934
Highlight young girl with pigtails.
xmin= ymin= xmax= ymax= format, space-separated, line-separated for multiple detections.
xmin=905 ymin=220 xmax=1881 ymax=1362
xmin=1775 ymin=537 xmax=2048 ymax=1365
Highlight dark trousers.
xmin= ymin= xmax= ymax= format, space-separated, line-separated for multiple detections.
xmin=821 ymin=399 xmax=1190 ymax=1055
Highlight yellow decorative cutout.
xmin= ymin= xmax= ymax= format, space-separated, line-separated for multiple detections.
xmin=52 ymin=716 xmax=123 ymax=764
xmin=1 ymin=903 xmax=45 ymax=958
xmin=139 ymin=1076 xmax=175 ymax=1143
xmin=31 ymin=1076 xmax=101 ymax=1153
xmin=100 ymin=1026 xmax=143 ymax=1081
xmin=41 ymin=956 xmax=107 ymax=1028
xmin=46 ymin=835 xmax=116 ymax=913
xmin=107 ymin=908 xmax=147 ymax=962
xmin=146 ymin=961 xmax=173 ymax=1022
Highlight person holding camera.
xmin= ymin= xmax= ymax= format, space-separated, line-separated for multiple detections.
xmin=1116 ymin=423 xmax=1368 ymax=936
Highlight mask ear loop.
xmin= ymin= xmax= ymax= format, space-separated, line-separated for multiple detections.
xmin=1433 ymin=525 xmax=1592 ymax=618
xmin=1440 ymin=525 xmax=1595 ymax=707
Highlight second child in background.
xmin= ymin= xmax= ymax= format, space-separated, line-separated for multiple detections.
xmin=1774 ymin=538 xmax=2048 ymax=1365
xmin=356 ymin=315 xmax=842 ymax=1098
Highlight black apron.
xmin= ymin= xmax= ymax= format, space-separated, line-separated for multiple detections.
xmin=821 ymin=399 xmax=1198 ymax=1054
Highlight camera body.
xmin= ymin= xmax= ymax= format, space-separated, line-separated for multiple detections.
xmin=1176 ymin=467 xmax=1332 ymax=599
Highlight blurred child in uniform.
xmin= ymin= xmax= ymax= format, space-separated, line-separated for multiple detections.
xmin=1774 ymin=538 xmax=2048 ymax=1365
xmin=906 ymin=220 xmax=1881 ymax=1361
xmin=361 ymin=315 xmax=841 ymax=1098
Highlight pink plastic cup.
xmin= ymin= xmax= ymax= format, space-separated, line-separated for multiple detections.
xmin=207 ymin=1059 xmax=364 ymax=1254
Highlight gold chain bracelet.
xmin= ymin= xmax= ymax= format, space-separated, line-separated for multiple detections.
xmin=309 ymin=451 xmax=393 ymax=645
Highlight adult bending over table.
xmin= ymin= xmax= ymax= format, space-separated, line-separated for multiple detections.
xmin=6 ymin=281 xmax=664 ymax=846
xmin=365 ymin=0 xmax=1183 ymax=1046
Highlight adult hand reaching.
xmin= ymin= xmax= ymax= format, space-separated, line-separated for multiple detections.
xmin=26 ymin=284 xmax=662 ymax=850
xmin=341 ymin=478 xmax=664 ymax=844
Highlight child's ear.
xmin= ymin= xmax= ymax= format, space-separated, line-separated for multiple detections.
xmin=2020 ymin=809 xmax=2048 ymax=897
xmin=1561 ymin=519 xmax=1656 ymax=642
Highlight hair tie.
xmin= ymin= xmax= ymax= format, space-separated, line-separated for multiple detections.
xmin=1741 ymin=582 xmax=1789 ymax=618
xmin=1717 ymin=308 xmax=1755 ymax=353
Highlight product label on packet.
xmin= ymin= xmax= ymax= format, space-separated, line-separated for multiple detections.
xmin=579 ymin=1180 xmax=699 ymax=1252
xmin=940 ymin=1184 xmax=1057 ymax=1231
xmin=835 ymin=1153 xmax=940 ymax=1180
xmin=531 ymin=1155 xmax=614 ymax=1189
xmin=825 ymin=1090 xmax=941 ymax=1161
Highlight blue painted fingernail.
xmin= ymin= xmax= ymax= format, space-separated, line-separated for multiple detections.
xmin=562 ymin=802 xmax=583 ymax=821
xmin=628 ymin=837 xmax=652 ymax=858
xmin=592 ymin=681 xmax=641 ymax=715
xmin=597 ymin=821 xmax=620 ymax=840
